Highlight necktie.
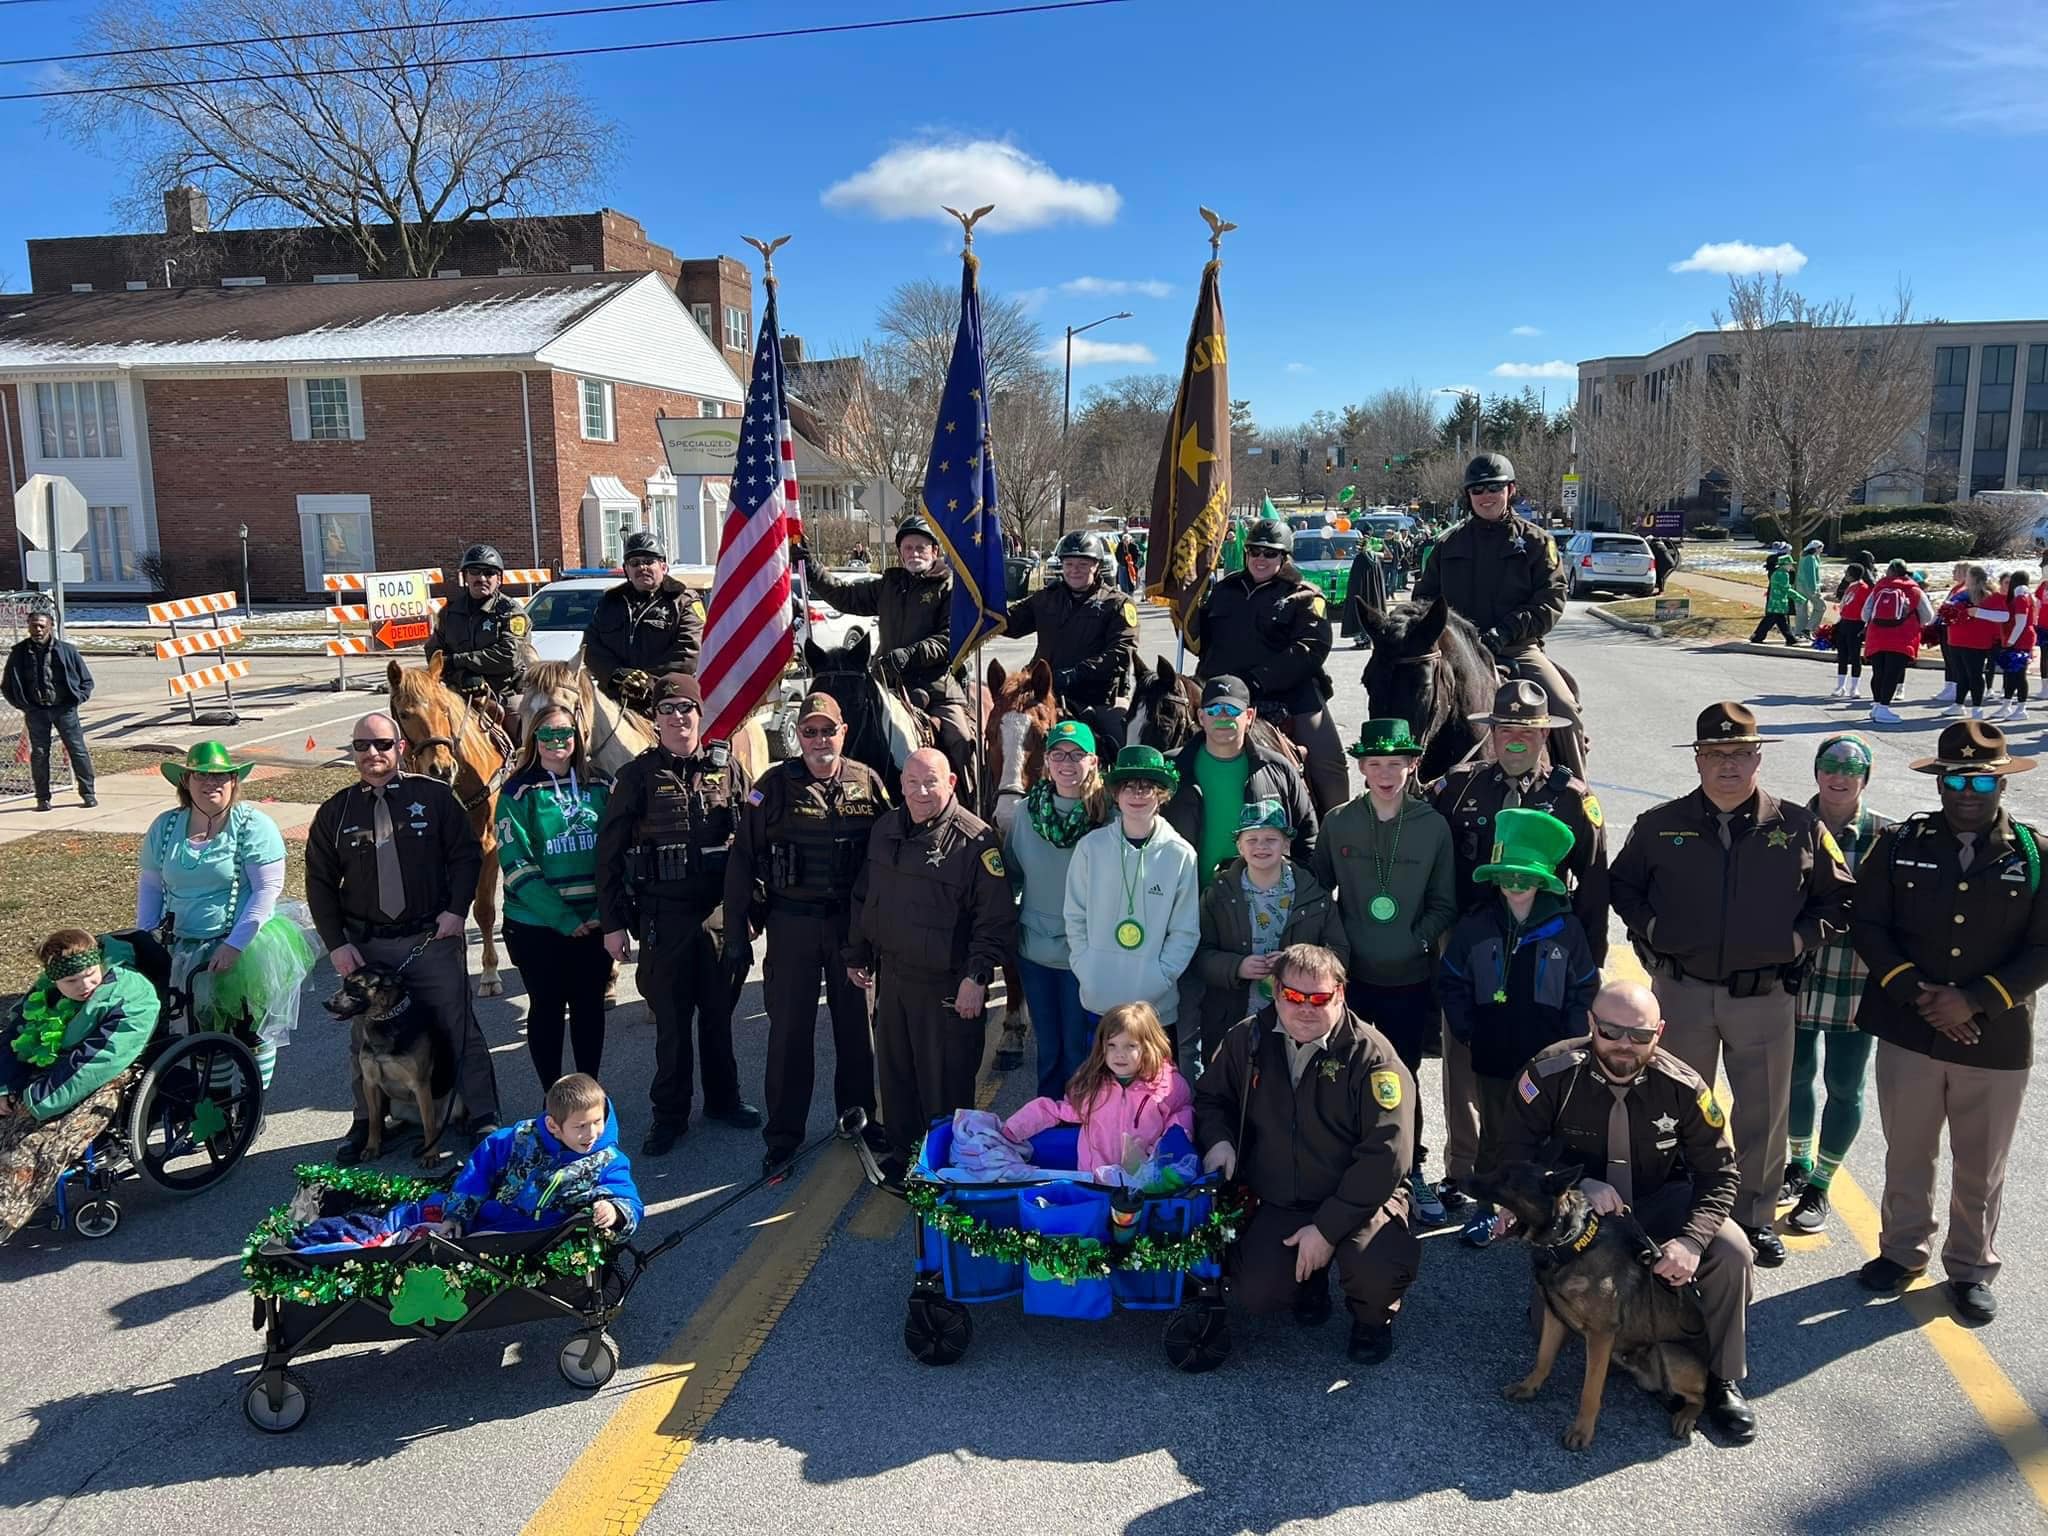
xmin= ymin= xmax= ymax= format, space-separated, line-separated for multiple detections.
xmin=1956 ymin=831 xmax=1977 ymax=873
xmin=1716 ymin=811 xmax=1735 ymax=851
xmin=1606 ymin=1085 xmax=1635 ymax=1207
xmin=373 ymin=788 xmax=407 ymax=921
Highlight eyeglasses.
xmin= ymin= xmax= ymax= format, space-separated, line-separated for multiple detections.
xmin=624 ymin=556 xmax=662 ymax=568
xmin=654 ymin=700 xmax=700 ymax=718
xmin=799 ymin=725 xmax=839 ymax=739
xmin=352 ymin=737 xmax=397 ymax=753
xmin=1278 ymin=984 xmax=1337 ymax=1007
xmin=1203 ymin=702 xmax=1245 ymax=720
xmin=1941 ymin=772 xmax=2001 ymax=794
xmin=1592 ymin=1017 xmax=1660 ymax=1046
xmin=533 ymin=727 xmax=577 ymax=746
xmin=1697 ymin=747 xmax=1761 ymax=764
xmin=1046 ymin=747 xmax=1088 ymax=764
xmin=190 ymin=771 xmax=237 ymax=786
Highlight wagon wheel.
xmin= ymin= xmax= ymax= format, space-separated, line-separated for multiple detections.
xmin=558 ymin=1330 xmax=620 ymax=1390
xmin=242 ymin=1369 xmax=313 ymax=1433
xmin=903 ymin=1294 xmax=973 ymax=1366
xmin=1163 ymin=1303 xmax=1231 ymax=1374
xmin=126 ymin=1031 xmax=263 ymax=1194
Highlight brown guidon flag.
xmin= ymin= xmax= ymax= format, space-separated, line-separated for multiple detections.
xmin=1146 ymin=216 xmax=1233 ymax=635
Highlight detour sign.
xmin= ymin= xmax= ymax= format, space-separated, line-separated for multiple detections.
xmin=367 ymin=571 xmax=433 ymax=624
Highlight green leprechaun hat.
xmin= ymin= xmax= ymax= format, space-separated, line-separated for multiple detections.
xmin=159 ymin=740 xmax=257 ymax=786
xmin=1472 ymin=807 xmax=1574 ymax=893
xmin=1103 ymin=743 xmax=1180 ymax=793
xmin=1348 ymin=718 xmax=1424 ymax=758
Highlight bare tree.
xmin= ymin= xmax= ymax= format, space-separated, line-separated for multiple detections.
xmin=1580 ymin=370 xmax=1694 ymax=529
xmin=1690 ymin=274 xmax=1932 ymax=546
xmin=53 ymin=0 xmax=608 ymax=278
xmin=1339 ymin=384 xmax=1439 ymax=504
xmin=1069 ymin=373 xmax=1175 ymax=518
xmin=995 ymin=371 xmax=1065 ymax=554
xmin=1507 ymin=409 xmax=1575 ymax=520
xmin=798 ymin=342 xmax=929 ymax=518
xmin=876 ymin=278 xmax=1048 ymax=400
xmin=1414 ymin=448 xmax=1468 ymax=513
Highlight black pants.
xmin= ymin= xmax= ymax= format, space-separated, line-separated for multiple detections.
xmin=1833 ymin=619 xmax=1865 ymax=677
xmin=2004 ymin=665 xmax=2031 ymax=703
xmin=1954 ymin=644 xmax=1993 ymax=707
xmin=1345 ymin=978 xmax=1435 ymax=1175
xmin=638 ymin=902 xmax=742 ymax=1127
xmin=503 ymin=919 xmax=609 ymax=1090
xmin=762 ymin=907 xmax=875 ymax=1157
xmin=23 ymin=705 xmax=94 ymax=802
xmin=1871 ymin=651 xmax=1910 ymax=705
xmin=874 ymin=965 xmax=983 ymax=1159
xmin=1749 ymin=613 xmax=1795 ymax=645
xmin=348 ymin=929 xmax=500 ymax=1133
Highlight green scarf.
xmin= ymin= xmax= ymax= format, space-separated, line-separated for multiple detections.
xmin=11 ymin=981 xmax=81 ymax=1069
xmin=1024 ymin=779 xmax=1095 ymax=850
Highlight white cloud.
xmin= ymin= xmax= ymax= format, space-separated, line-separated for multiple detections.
xmin=821 ymin=139 xmax=1119 ymax=232
xmin=1047 ymin=337 xmax=1157 ymax=367
xmin=1285 ymin=362 xmax=1312 ymax=374
xmin=1669 ymin=240 xmax=1809 ymax=275
xmin=1509 ymin=324 xmax=1544 ymax=337
xmin=1062 ymin=276 xmax=1173 ymax=299
xmin=1491 ymin=360 xmax=1576 ymax=380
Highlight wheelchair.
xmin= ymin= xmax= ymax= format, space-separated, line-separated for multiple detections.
xmin=42 ymin=929 xmax=266 ymax=1240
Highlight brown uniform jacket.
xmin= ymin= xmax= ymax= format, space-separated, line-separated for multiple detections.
xmin=723 ymin=756 xmax=890 ymax=938
xmin=1428 ymin=758 xmax=1611 ymax=963
xmin=846 ymin=799 xmax=1016 ymax=982
xmin=1192 ymin=1008 xmax=1416 ymax=1246
xmin=1501 ymin=1038 xmax=1739 ymax=1255
xmin=1610 ymin=787 xmax=1853 ymax=982
xmin=1852 ymin=810 xmax=2048 ymax=1071
xmin=806 ymin=565 xmax=964 ymax=699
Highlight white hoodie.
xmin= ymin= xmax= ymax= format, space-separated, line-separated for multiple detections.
xmin=1063 ymin=817 xmax=1201 ymax=1023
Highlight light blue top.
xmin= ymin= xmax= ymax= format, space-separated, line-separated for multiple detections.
xmin=140 ymin=802 xmax=287 ymax=944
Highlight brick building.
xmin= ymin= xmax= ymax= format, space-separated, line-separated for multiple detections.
xmin=23 ymin=194 xmax=759 ymax=380
xmin=0 ymin=271 xmax=744 ymax=598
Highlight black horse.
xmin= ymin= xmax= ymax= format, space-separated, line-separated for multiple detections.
xmin=1356 ymin=598 xmax=1504 ymax=782
xmin=802 ymin=629 xmax=910 ymax=795
xmin=1128 ymin=653 xmax=1308 ymax=771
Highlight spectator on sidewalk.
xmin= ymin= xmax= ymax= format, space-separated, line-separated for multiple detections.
xmin=2 ymin=610 xmax=96 ymax=812
xmin=1861 ymin=561 xmax=1936 ymax=725
xmin=1795 ymin=540 xmax=1827 ymax=639
xmin=1829 ymin=563 xmax=1873 ymax=704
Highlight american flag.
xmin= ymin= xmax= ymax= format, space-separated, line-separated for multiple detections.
xmin=700 ymin=289 xmax=800 ymax=743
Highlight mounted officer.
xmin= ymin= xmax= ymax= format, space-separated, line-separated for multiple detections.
xmin=1412 ymin=453 xmax=1583 ymax=773
xmin=806 ymin=517 xmax=979 ymax=807
xmin=582 ymin=530 xmax=705 ymax=716
xmin=1002 ymin=529 xmax=1137 ymax=753
xmin=1185 ymin=516 xmax=1347 ymax=814
xmin=425 ymin=544 xmax=528 ymax=713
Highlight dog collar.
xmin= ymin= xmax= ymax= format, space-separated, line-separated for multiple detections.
xmin=1536 ymin=1209 xmax=1601 ymax=1261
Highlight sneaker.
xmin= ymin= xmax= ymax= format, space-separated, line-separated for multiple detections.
xmin=1408 ymin=1172 xmax=1447 ymax=1225
xmin=1829 ymin=679 xmax=1848 ymax=700
xmin=1787 ymin=1184 xmax=1830 ymax=1233
xmin=1941 ymin=704 xmax=1966 ymax=719
xmin=1934 ymin=683 xmax=1958 ymax=704
xmin=1460 ymin=1205 xmax=1497 ymax=1248
xmin=1871 ymin=704 xmax=1902 ymax=724
xmin=1848 ymin=681 xmax=1863 ymax=700
xmin=1779 ymin=1165 xmax=1809 ymax=1207
xmin=1436 ymin=1180 xmax=1472 ymax=1217
xmin=1950 ymin=1281 xmax=1997 ymax=1323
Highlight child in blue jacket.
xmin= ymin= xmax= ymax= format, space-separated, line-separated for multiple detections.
xmin=1438 ymin=810 xmax=1600 ymax=1247
xmin=444 ymin=1073 xmax=643 ymax=1236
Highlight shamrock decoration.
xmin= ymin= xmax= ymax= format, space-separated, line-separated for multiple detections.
xmin=189 ymin=1096 xmax=228 ymax=1143
xmin=1318 ymin=1058 xmax=1342 ymax=1083
xmin=387 ymin=1265 xmax=469 ymax=1326
xmin=1491 ymin=988 xmax=1509 ymax=1004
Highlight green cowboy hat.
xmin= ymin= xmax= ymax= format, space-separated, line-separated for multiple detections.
xmin=159 ymin=740 xmax=256 ymax=787
xmin=1472 ymin=807 xmax=1574 ymax=894
xmin=1103 ymin=744 xmax=1180 ymax=793
xmin=1236 ymin=797 xmax=1294 ymax=838
xmin=1348 ymin=718 xmax=1425 ymax=758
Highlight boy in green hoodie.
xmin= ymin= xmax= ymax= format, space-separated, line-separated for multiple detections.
xmin=1313 ymin=718 xmax=1457 ymax=1221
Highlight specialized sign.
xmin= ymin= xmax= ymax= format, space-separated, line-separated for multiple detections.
xmin=1654 ymin=597 xmax=1691 ymax=623
xmin=365 ymin=570 xmax=434 ymax=624
xmin=657 ymin=416 xmax=741 ymax=476
xmin=1561 ymin=473 xmax=1581 ymax=518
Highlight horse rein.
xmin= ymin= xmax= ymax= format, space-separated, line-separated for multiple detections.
xmin=403 ymin=690 xmax=512 ymax=813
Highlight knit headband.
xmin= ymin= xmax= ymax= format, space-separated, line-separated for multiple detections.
xmin=45 ymin=947 xmax=102 ymax=980
xmin=1814 ymin=733 xmax=1873 ymax=777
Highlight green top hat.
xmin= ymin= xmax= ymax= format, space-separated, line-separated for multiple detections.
xmin=1046 ymin=719 xmax=1097 ymax=755
xmin=159 ymin=740 xmax=256 ymax=787
xmin=1236 ymin=797 xmax=1293 ymax=837
xmin=1472 ymin=807 xmax=1574 ymax=894
xmin=1103 ymin=744 xmax=1180 ymax=793
xmin=1348 ymin=718 xmax=1424 ymax=758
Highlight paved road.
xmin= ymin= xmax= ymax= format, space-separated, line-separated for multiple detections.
xmin=5 ymin=608 xmax=2047 ymax=1536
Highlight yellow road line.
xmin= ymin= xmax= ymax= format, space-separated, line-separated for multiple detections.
xmin=1606 ymin=948 xmax=2048 ymax=1509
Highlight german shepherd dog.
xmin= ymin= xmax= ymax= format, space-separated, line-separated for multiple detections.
xmin=324 ymin=965 xmax=461 ymax=1168
xmin=1464 ymin=1160 xmax=1710 ymax=1451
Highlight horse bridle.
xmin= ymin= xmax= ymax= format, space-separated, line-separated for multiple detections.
xmin=403 ymin=689 xmax=512 ymax=812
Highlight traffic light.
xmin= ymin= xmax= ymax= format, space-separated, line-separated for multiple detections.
xmin=1382 ymin=454 xmax=1410 ymax=472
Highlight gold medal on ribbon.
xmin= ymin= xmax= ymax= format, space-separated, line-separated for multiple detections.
xmin=1115 ymin=919 xmax=1146 ymax=950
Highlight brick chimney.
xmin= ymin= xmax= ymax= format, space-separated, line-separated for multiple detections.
xmin=780 ymin=334 xmax=804 ymax=367
xmin=164 ymin=186 xmax=211 ymax=236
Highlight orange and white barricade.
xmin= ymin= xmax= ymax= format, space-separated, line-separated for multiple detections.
xmin=150 ymin=589 xmax=245 ymax=721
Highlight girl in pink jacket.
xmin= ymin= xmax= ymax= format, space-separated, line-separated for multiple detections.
xmin=1004 ymin=1001 xmax=1193 ymax=1177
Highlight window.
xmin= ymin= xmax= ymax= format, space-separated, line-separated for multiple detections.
xmin=1981 ymin=345 xmax=2016 ymax=387
xmin=569 ymin=264 xmax=595 ymax=273
xmin=580 ymin=378 xmax=615 ymax=441
xmin=297 ymin=494 xmax=373 ymax=591
xmin=599 ymin=504 xmax=640 ymax=565
xmin=34 ymin=382 xmax=122 ymax=459
xmin=124 ymin=281 xmax=147 ymax=291
xmin=2030 ymin=345 xmax=2048 ymax=386
xmin=1927 ymin=411 xmax=1964 ymax=452
xmin=699 ymin=399 xmax=722 ymax=418
xmin=220 ymin=277 xmax=266 ymax=287
xmin=724 ymin=305 xmax=748 ymax=350
xmin=1934 ymin=345 xmax=1970 ymax=388
xmin=1975 ymin=410 xmax=2010 ymax=454
xmin=86 ymin=506 xmax=140 ymax=584
xmin=691 ymin=303 xmax=713 ymax=336
xmin=435 ymin=269 xmax=462 ymax=278
xmin=288 ymin=376 xmax=363 ymax=441
xmin=69 ymin=283 xmax=91 ymax=293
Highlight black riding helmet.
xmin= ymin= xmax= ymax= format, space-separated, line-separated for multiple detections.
xmin=1244 ymin=518 xmax=1293 ymax=556
xmin=896 ymin=516 xmax=938 ymax=547
xmin=459 ymin=543 xmax=505 ymax=575
xmin=1459 ymin=452 xmax=1517 ymax=513
xmin=1054 ymin=530 xmax=1108 ymax=562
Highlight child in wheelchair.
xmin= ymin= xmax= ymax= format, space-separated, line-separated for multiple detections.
xmin=0 ymin=929 xmax=161 ymax=1241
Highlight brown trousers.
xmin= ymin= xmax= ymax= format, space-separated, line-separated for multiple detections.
xmin=1873 ymin=1040 xmax=2031 ymax=1284
xmin=1234 ymin=1199 xmax=1421 ymax=1327
xmin=1440 ymin=1028 xmax=1485 ymax=1182
xmin=873 ymin=966 xmax=984 ymax=1160
xmin=1655 ymin=974 xmax=1793 ymax=1229
xmin=1635 ymin=1182 xmax=1754 ymax=1382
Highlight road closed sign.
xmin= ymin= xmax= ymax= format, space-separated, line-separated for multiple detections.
xmin=366 ymin=571 xmax=433 ymax=624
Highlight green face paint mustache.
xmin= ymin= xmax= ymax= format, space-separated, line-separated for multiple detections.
xmin=1503 ymin=742 xmax=1531 ymax=755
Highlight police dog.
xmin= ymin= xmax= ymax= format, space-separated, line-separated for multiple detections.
xmin=324 ymin=964 xmax=461 ymax=1168
xmin=1465 ymin=1160 xmax=1710 ymax=1451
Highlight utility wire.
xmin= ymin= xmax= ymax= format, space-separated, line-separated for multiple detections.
xmin=0 ymin=0 xmax=741 ymax=70
xmin=1 ymin=0 xmax=1135 ymax=100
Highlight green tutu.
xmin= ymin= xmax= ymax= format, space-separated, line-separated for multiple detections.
xmin=175 ymin=902 xmax=324 ymax=1046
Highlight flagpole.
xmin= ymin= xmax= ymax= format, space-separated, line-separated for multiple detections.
xmin=944 ymin=203 xmax=995 ymax=814
xmin=743 ymin=233 xmax=806 ymax=670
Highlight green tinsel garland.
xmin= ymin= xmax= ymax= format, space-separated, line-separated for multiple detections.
xmin=903 ymin=1178 xmax=1240 ymax=1284
xmin=240 ymin=1163 xmax=610 ymax=1309
xmin=10 ymin=983 xmax=79 ymax=1068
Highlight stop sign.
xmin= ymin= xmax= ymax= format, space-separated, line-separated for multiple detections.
xmin=14 ymin=474 xmax=89 ymax=551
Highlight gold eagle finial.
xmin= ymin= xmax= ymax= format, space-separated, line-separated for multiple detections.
xmin=943 ymin=204 xmax=997 ymax=248
xmin=1199 ymin=206 xmax=1237 ymax=256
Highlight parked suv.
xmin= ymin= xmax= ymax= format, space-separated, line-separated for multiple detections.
xmin=1562 ymin=532 xmax=1657 ymax=599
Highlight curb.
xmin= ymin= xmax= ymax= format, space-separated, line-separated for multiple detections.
xmin=1587 ymin=605 xmax=1664 ymax=639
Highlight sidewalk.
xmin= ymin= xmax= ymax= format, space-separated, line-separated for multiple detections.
xmin=1667 ymin=569 xmax=1766 ymax=606
xmin=0 ymin=765 xmax=323 ymax=846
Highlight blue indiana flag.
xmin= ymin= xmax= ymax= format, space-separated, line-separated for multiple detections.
xmin=920 ymin=253 xmax=1007 ymax=661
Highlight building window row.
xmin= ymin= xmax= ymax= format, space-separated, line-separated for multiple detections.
xmin=724 ymin=305 xmax=749 ymax=351
xmin=35 ymin=380 xmax=123 ymax=459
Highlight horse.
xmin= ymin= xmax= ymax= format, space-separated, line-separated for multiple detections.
xmin=982 ymin=656 xmax=1060 ymax=838
xmin=1127 ymin=653 xmax=1307 ymax=771
xmin=1355 ymin=597 xmax=1504 ymax=783
xmin=518 ymin=656 xmax=771 ymax=780
xmin=801 ymin=628 xmax=986 ymax=801
xmin=387 ymin=652 xmax=510 ymax=997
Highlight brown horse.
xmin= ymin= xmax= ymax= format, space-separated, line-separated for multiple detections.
xmin=387 ymin=653 xmax=510 ymax=996
xmin=520 ymin=656 xmax=772 ymax=781
xmin=980 ymin=657 xmax=1062 ymax=1074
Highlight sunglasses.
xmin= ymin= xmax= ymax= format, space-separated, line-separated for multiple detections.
xmin=1245 ymin=546 xmax=1285 ymax=559
xmin=1941 ymin=772 xmax=2001 ymax=794
xmin=1816 ymin=755 xmax=1869 ymax=776
xmin=624 ymin=555 xmax=662 ymax=566
xmin=1203 ymin=702 xmax=1245 ymax=720
xmin=352 ymin=737 xmax=397 ymax=753
xmin=654 ymin=700 xmax=700 ymax=717
xmin=1469 ymin=482 xmax=1511 ymax=494
xmin=1592 ymin=1017 xmax=1660 ymax=1046
xmin=533 ymin=727 xmax=577 ymax=746
xmin=799 ymin=725 xmax=839 ymax=739
xmin=1494 ymin=873 xmax=1541 ymax=891
xmin=1697 ymin=748 xmax=1761 ymax=764
xmin=1278 ymin=984 xmax=1337 ymax=1008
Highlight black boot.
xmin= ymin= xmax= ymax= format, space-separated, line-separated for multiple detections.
xmin=1706 ymin=1376 xmax=1758 ymax=1442
xmin=1743 ymin=1225 xmax=1787 ymax=1267
xmin=640 ymin=1119 xmax=686 ymax=1156
xmin=1292 ymin=1279 xmax=1332 ymax=1327
xmin=1347 ymin=1320 xmax=1394 ymax=1365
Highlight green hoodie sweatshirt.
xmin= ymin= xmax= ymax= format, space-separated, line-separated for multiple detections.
xmin=1313 ymin=791 xmax=1458 ymax=985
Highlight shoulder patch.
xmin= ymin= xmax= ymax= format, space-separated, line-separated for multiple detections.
xmin=1581 ymin=791 xmax=1603 ymax=829
xmin=1517 ymin=1071 xmax=1540 ymax=1103
xmin=1370 ymin=1069 xmax=1403 ymax=1109
xmin=1538 ymin=535 xmax=1558 ymax=568
xmin=746 ymin=788 xmax=764 ymax=805
xmin=1121 ymin=600 xmax=1138 ymax=627
xmin=1697 ymin=1087 xmax=1727 ymax=1129
xmin=507 ymin=614 xmax=530 ymax=638
xmin=1425 ymin=776 xmax=1447 ymax=797
xmin=980 ymin=847 xmax=1006 ymax=878
xmin=1817 ymin=825 xmax=1847 ymax=870
xmin=1306 ymin=591 xmax=1327 ymax=619
xmin=1533 ymin=1048 xmax=1586 ymax=1078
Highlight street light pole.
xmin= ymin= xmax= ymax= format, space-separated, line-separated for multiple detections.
xmin=1436 ymin=386 xmax=1481 ymax=461
xmin=1058 ymin=309 xmax=1133 ymax=539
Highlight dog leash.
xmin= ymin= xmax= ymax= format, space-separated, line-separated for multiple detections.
xmin=392 ymin=935 xmax=439 ymax=976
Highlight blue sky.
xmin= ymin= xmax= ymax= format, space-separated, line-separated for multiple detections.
xmin=2 ymin=0 xmax=2045 ymax=429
